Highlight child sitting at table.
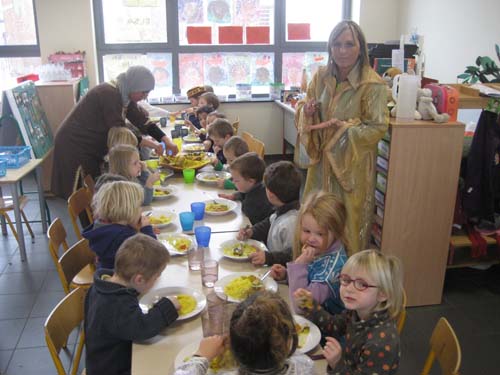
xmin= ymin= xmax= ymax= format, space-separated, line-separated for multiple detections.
xmin=237 ymin=161 xmax=301 ymax=266
xmin=294 ymin=249 xmax=403 ymax=374
xmin=107 ymin=125 xmax=163 ymax=159
xmin=108 ymin=144 xmax=159 ymax=206
xmin=216 ymin=136 xmax=249 ymax=190
xmin=83 ymin=180 xmax=156 ymax=269
xmin=202 ymin=111 xmax=227 ymax=151
xmin=85 ymin=233 xmax=179 ymax=375
xmin=272 ymin=191 xmax=349 ymax=315
xmin=207 ymin=118 xmax=234 ymax=167
xmin=173 ymin=291 xmax=313 ymax=375
xmin=219 ymin=152 xmax=273 ymax=225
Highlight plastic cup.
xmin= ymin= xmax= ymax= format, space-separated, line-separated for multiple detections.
xmin=175 ymin=124 xmax=183 ymax=132
xmin=191 ymin=202 xmax=206 ymax=220
xmin=173 ymin=137 xmax=183 ymax=151
xmin=159 ymin=117 xmax=167 ymax=127
xmin=145 ymin=159 xmax=158 ymax=170
xmin=170 ymin=129 xmax=180 ymax=138
xmin=179 ymin=211 xmax=195 ymax=232
xmin=194 ymin=226 xmax=211 ymax=247
xmin=201 ymin=292 xmax=226 ymax=337
xmin=169 ymin=114 xmax=176 ymax=124
xmin=183 ymin=168 xmax=195 ymax=183
xmin=201 ymin=260 xmax=218 ymax=288
xmin=188 ymin=246 xmax=204 ymax=271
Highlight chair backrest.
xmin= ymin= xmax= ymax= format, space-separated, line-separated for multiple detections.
xmin=421 ymin=317 xmax=462 ymax=375
xmin=241 ymin=131 xmax=265 ymax=158
xmin=47 ymin=218 xmax=69 ymax=265
xmin=83 ymin=174 xmax=95 ymax=196
xmin=68 ymin=187 xmax=94 ymax=240
xmin=45 ymin=287 xmax=86 ymax=375
xmin=396 ymin=289 xmax=407 ymax=334
xmin=232 ymin=117 xmax=240 ymax=135
xmin=58 ymin=239 xmax=95 ymax=294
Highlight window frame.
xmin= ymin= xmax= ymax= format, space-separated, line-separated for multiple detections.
xmin=93 ymin=0 xmax=352 ymax=95
xmin=0 ymin=0 xmax=41 ymax=59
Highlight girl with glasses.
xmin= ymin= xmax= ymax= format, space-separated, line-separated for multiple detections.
xmin=294 ymin=249 xmax=404 ymax=374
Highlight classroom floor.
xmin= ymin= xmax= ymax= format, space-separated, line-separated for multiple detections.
xmin=0 ymin=175 xmax=498 ymax=375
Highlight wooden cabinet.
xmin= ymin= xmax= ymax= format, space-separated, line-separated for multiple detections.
xmin=372 ymin=120 xmax=464 ymax=306
xmin=36 ymin=79 xmax=81 ymax=193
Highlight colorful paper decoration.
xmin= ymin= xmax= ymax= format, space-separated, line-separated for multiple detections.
xmin=219 ymin=26 xmax=243 ymax=44
xmin=287 ymin=23 xmax=311 ymax=41
xmin=246 ymin=26 xmax=270 ymax=44
xmin=186 ymin=26 xmax=212 ymax=44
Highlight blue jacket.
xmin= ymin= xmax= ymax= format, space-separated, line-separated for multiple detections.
xmin=82 ymin=222 xmax=156 ymax=269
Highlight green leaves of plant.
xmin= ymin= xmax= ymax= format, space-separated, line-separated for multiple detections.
xmin=458 ymin=44 xmax=500 ymax=83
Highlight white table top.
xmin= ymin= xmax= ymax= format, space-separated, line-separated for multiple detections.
xmin=0 ymin=159 xmax=43 ymax=184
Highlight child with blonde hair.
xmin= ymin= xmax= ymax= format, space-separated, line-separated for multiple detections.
xmin=107 ymin=126 xmax=163 ymax=157
xmin=294 ymin=249 xmax=403 ymax=374
xmin=173 ymin=291 xmax=314 ymax=374
xmin=82 ymin=180 xmax=156 ymax=269
xmin=271 ymin=191 xmax=348 ymax=314
xmin=85 ymin=233 xmax=179 ymax=375
xmin=108 ymin=144 xmax=159 ymax=205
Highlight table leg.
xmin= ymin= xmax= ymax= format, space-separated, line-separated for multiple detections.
xmin=12 ymin=184 xmax=27 ymax=261
xmin=35 ymin=164 xmax=48 ymax=232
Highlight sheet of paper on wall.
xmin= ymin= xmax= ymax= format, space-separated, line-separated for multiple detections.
xmin=470 ymin=83 xmax=500 ymax=98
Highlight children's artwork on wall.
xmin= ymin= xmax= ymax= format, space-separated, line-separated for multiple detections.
xmin=179 ymin=54 xmax=205 ymax=89
xmin=251 ymin=54 xmax=273 ymax=85
xmin=227 ymin=54 xmax=250 ymax=85
xmin=2 ymin=81 xmax=53 ymax=158
xmin=204 ymin=54 xmax=228 ymax=86
xmin=207 ymin=0 xmax=231 ymax=23
xmin=178 ymin=0 xmax=204 ymax=23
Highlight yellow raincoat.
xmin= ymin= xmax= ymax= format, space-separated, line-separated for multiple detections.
xmin=295 ymin=64 xmax=388 ymax=255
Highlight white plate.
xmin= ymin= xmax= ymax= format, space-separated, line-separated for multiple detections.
xmin=196 ymin=171 xmax=231 ymax=185
xmin=219 ymin=239 xmax=267 ymax=260
xmin=158 ymin=233 xmax=194 ymax=256
xmin=140 ymin=286 xmax=206 ymax=321
xmin=175 ymin=342 xmax=237 ymax=374
xmin=203 ymin=198 xmax=237 ymax=216
xmin=214 ymin=272 xmax=278 ymax=303
xmin=183 ymin=135 xmax=202 ymax=143
xmin=293 ymin=315 xmax=321 ymax=354
xmin=148 ymin=210 xmax=176 ymax=229
xmin=152 ymin=185 xmax=178 ymax=200
xmin=183 ymin=143 xmax=205 ymax=153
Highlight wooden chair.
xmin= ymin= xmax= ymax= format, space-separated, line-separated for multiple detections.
xmin=241 ymin=131 xmax=265 ymax=158
xmin=420 ymin=317 xmax=462 ymax=375
xmin=232 ymin=117 xmax=240 ymax=135
xmin=0 ymin=194 xmax=35 ymax=245
xmin=48 ymin=218 xmax=95 ymax=294
xmin=396 ymin=289 xmax=407 ymax=334
xmin=45 ymin=287 xmax=86 ymax=375
xmin=83 ymin=174 xmax=95 ymax=196
xmin=58 ymin=238 xmax=95 ymax=294
xmin=67 ymin=187 xmax=93 ymax=240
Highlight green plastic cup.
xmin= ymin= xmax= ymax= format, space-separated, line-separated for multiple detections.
xmin=183 ymin=168 xmax=195 ymax=183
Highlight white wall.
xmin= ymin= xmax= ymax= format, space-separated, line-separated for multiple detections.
xmin=399 ymin=0 xmax=500 ymax=82
xmin=34 ymin=0 xmax=98 ymax=86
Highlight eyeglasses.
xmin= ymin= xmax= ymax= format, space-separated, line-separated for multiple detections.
xmin=337 ymin=274 xmax=378 ymax=291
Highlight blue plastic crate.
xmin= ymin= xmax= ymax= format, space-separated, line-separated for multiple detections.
xmin=0 ymin=159 xmax=6 ymax=177
xmin=0 ymin=146 xmax=31 ymax=169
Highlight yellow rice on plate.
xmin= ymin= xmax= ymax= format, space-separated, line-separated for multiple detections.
xmin=223 ymin=275 xmax=262 ymax=301
xmin=177 ymin=294 xmax=197 ymax=316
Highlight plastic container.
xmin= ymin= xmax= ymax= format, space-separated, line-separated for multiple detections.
xmin=269 ymin=83 xmax=284 ymax=99
xmin=235 ymin=83 xmax=252 ymax=100
xmin=392 ymin=74 xmax=419 ymax=120
xmin=0 ymin=146 xmax=31 ymax=169
xmin=0 ymin=160 xmax=6 ymax=177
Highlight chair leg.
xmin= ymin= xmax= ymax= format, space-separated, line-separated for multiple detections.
xmin=2 ymin=213 xmax=20 ymax=244
xmin=0 ymin=215 xmax=7 ymax=236
xmin=20 ymin=210 xmax=35 ymax=243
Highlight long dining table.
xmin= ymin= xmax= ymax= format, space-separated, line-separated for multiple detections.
xmin=132 ymin=154 xmax=327 ymax=374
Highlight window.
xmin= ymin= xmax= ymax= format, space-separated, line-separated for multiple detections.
xmin=94 ymin=0 xmax=354 ymax=99
xmin=0 ymin=0 xmax=41 ymax=93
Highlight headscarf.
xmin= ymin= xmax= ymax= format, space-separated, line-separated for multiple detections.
xmin=116 ymin=66 xmax=155 ymax=106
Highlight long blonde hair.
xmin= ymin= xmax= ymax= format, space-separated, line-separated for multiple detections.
xmin=292 ymin=191 xmax=348 ymax=259
xmin=107 ymin=127 xmax=138 ymax=149
xmin=341 ymin=249 xmax=404 ymax=319
xmin=108 ymin=144 xmax=139 ymax=180
xmin=92 ymin=180 xmax=143 ymax=224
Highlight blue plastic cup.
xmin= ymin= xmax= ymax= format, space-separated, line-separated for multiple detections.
xmin=195 ymin=226 xmax=211 ymax=247
xmin=191 ymin=202 xmax=206 ymax=220
xmin=179 ymin=212 xmax=195 ymax=231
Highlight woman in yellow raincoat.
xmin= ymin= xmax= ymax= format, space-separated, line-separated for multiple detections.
xmin=295 ymin=21 xmax=389 ymax=255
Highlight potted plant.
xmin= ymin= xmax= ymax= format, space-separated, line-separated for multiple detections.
xmin=458 ymin=44 xmax=500 ymax=83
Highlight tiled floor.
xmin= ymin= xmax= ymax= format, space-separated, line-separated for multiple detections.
xmin=0 ymin=176 xmax=498 ymax=374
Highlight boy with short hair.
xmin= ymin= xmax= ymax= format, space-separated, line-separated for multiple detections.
xmin=216 ymin=136 xmax=249 ymax=190
xmin=207 ymin=118 xmax=234 ymax=166
xmin=84 ymin=233 xmax=179 ymax=375
xmin=219 ymin=152 xmax=273 ymax=225
xmin=198 ymin=92 xmax=220 ymax=110
xmin=238 ymin=161 xmax=302 ymax=266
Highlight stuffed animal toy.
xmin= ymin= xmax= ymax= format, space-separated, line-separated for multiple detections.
xmin=382 ymin=67 xmax=402 ymax=88
xmin=416 ymin=88 xmax=450 ymax=123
